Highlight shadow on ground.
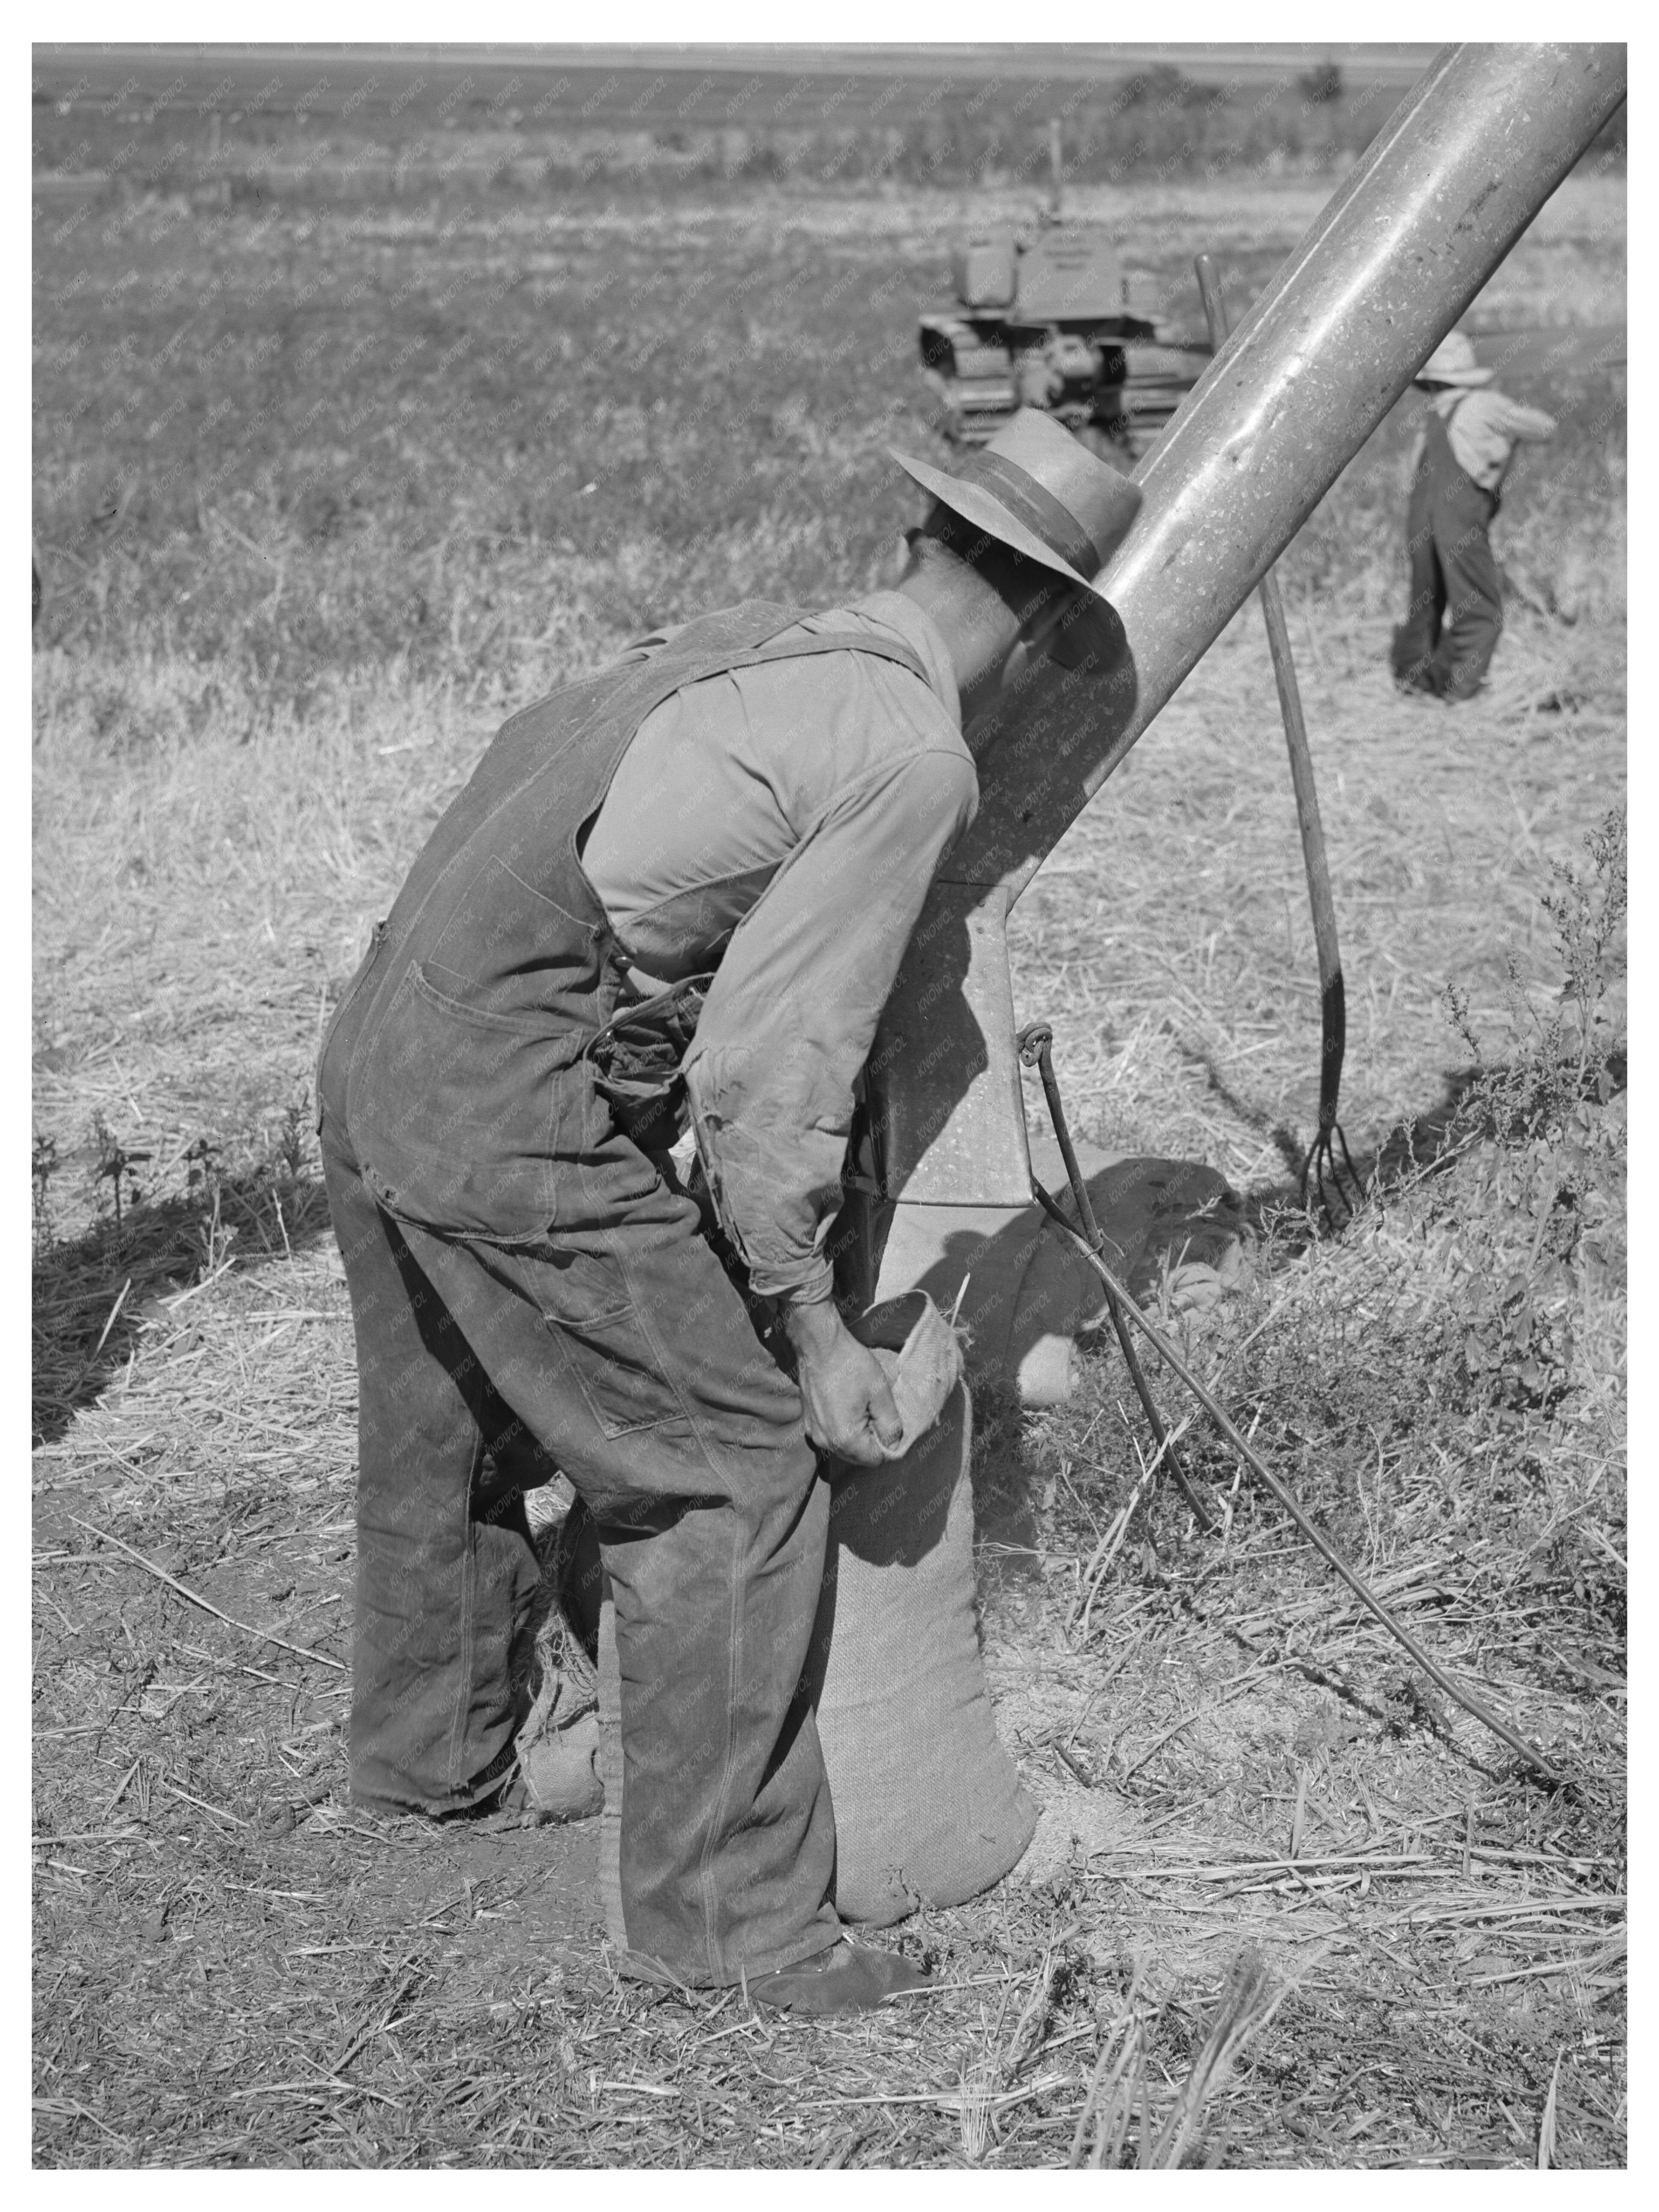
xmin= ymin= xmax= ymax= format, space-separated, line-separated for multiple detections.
xmin=1229 ymin=1062 xmax=1484 ymax=1240
xmin=31 ymin=1167 xmax=335 ymax=1447
xmin=1242 ymin=1038 xmax=1626 ymax=1240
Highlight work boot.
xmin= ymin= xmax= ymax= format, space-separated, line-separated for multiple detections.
xmin=745 ymin=1940 xmax=932 ymax=2015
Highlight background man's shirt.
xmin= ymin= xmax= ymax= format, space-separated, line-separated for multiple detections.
xmin=1411 ymin=387 xmax=1557 ymax=492
xmin=581 ymin=590 xmax=976 ymax=1307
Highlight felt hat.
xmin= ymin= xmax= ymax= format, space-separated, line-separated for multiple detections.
xmin=889 ymin=408 xmax=1141 ymax=586
xmin=1415 ymin=332 xmax=1493 ymax=389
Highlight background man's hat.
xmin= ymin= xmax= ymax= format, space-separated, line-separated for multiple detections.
xmin=889 ymin=409 xmax=1141 ymax=586
xmin=1415 ymin=332 xmax=1493 ymax=388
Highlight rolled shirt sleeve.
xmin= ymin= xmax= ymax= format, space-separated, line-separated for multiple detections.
xmin=684 ymin=748 xmax=978 ymax=1304
xmin=1490 ymin=395 xmax=1559 ymax=442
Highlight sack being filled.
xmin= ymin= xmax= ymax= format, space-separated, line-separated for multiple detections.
xmin=576 ymin=1372 xmax=1034 ymax=1944
xmin=806 ymin=1377 xmax=1037 ymax=1924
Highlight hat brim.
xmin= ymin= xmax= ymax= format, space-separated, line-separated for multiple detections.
xmin=1416 ymin=366 xmax=1493 ymax=387
xmin=889 ymin=447 xmax=1123 ymax=586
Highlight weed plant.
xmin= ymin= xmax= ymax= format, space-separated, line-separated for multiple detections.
xmin=1441 ymin=810 xmax=1626 ymax=1418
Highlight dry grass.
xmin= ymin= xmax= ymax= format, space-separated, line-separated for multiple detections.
xmin=33 ymin=157 xmax=1623 ymax=2168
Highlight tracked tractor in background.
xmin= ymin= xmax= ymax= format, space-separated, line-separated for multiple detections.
xmin=918 ymin=122 xmax=1211 ymax=457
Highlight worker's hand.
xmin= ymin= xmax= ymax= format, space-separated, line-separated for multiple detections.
xmin=784 ymin=1298 xmax=904 ymax=1466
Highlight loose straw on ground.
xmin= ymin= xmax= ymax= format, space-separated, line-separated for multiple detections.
xmin=70 ymin=1514 xmax=346 ymax=1671
xmin=1032 ymin=1183 xmax=1569 ymax=1788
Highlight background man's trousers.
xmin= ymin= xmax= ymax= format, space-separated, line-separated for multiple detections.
xmin=1392 ymin=418 xmax=1504 ymax=700
xmin=318 ymin=995 xmax=841 ymax=1989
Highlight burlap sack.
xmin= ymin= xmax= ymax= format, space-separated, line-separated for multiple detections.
xmin=593 ymin=1380 xmax=1034 ymax=1942
xmin=518 ymin=1716 xmax=603 ymax=1821
xmin=852 ymin=1289 xmax=964 ymax=1459
xmin=515 ymin=1492 xmax=605 ymax=1823
xmin=807 ymin=1381 xmax=1037 ymax=1925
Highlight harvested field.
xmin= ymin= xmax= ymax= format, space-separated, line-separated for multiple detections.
xmin=33 ymin=82 xmax=1625 ymax=2171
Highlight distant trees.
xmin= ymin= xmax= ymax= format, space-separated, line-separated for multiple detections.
xmin=1298 ymin=61 xmax=1344 ymax=106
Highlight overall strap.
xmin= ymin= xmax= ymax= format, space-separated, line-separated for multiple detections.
xmin=621 ymin=612 xmax=929 ymax=712
xmin=1430 ymin=390 xmax=1477 ymax=445
xmin=593 ymin=605 xmax=929 ymax=740
xmin=723 ymin=626 xmax=929 ymax=683
xmin=637 ymin=610 xmax=938 ymax=694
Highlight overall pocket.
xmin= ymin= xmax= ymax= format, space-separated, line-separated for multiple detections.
xmin=539 ymin=1251 xmax=685 ymax=1440
xmin=349 ymin=963 xmax=603 ymax=1243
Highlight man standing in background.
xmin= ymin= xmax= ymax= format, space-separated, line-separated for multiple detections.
xmin=1391 ymin=331 xmax=1557 ymax=701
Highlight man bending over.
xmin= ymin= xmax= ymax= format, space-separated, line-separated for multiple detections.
xmin=317 ymin=410 xmax=1139 ymax=2013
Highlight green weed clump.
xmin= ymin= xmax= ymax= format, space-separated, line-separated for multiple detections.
xmin=1442 ymin=807 xmax=1626 ymax=1420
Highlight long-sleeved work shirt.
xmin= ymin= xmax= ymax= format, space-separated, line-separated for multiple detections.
xmin=1411 ymin=387 xmax=1557 ymax=493
xmin=581 ymin=590 xmax=977 ymax=1307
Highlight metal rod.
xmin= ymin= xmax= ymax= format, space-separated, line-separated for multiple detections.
xmin=1017 ymin=1023 xmax=1216 ymax=1533
xmin=1192 ymin=250 xmax=1360 ymax=1215
xmin=1029 ymin=1189 xmax=1569 ymax=1789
